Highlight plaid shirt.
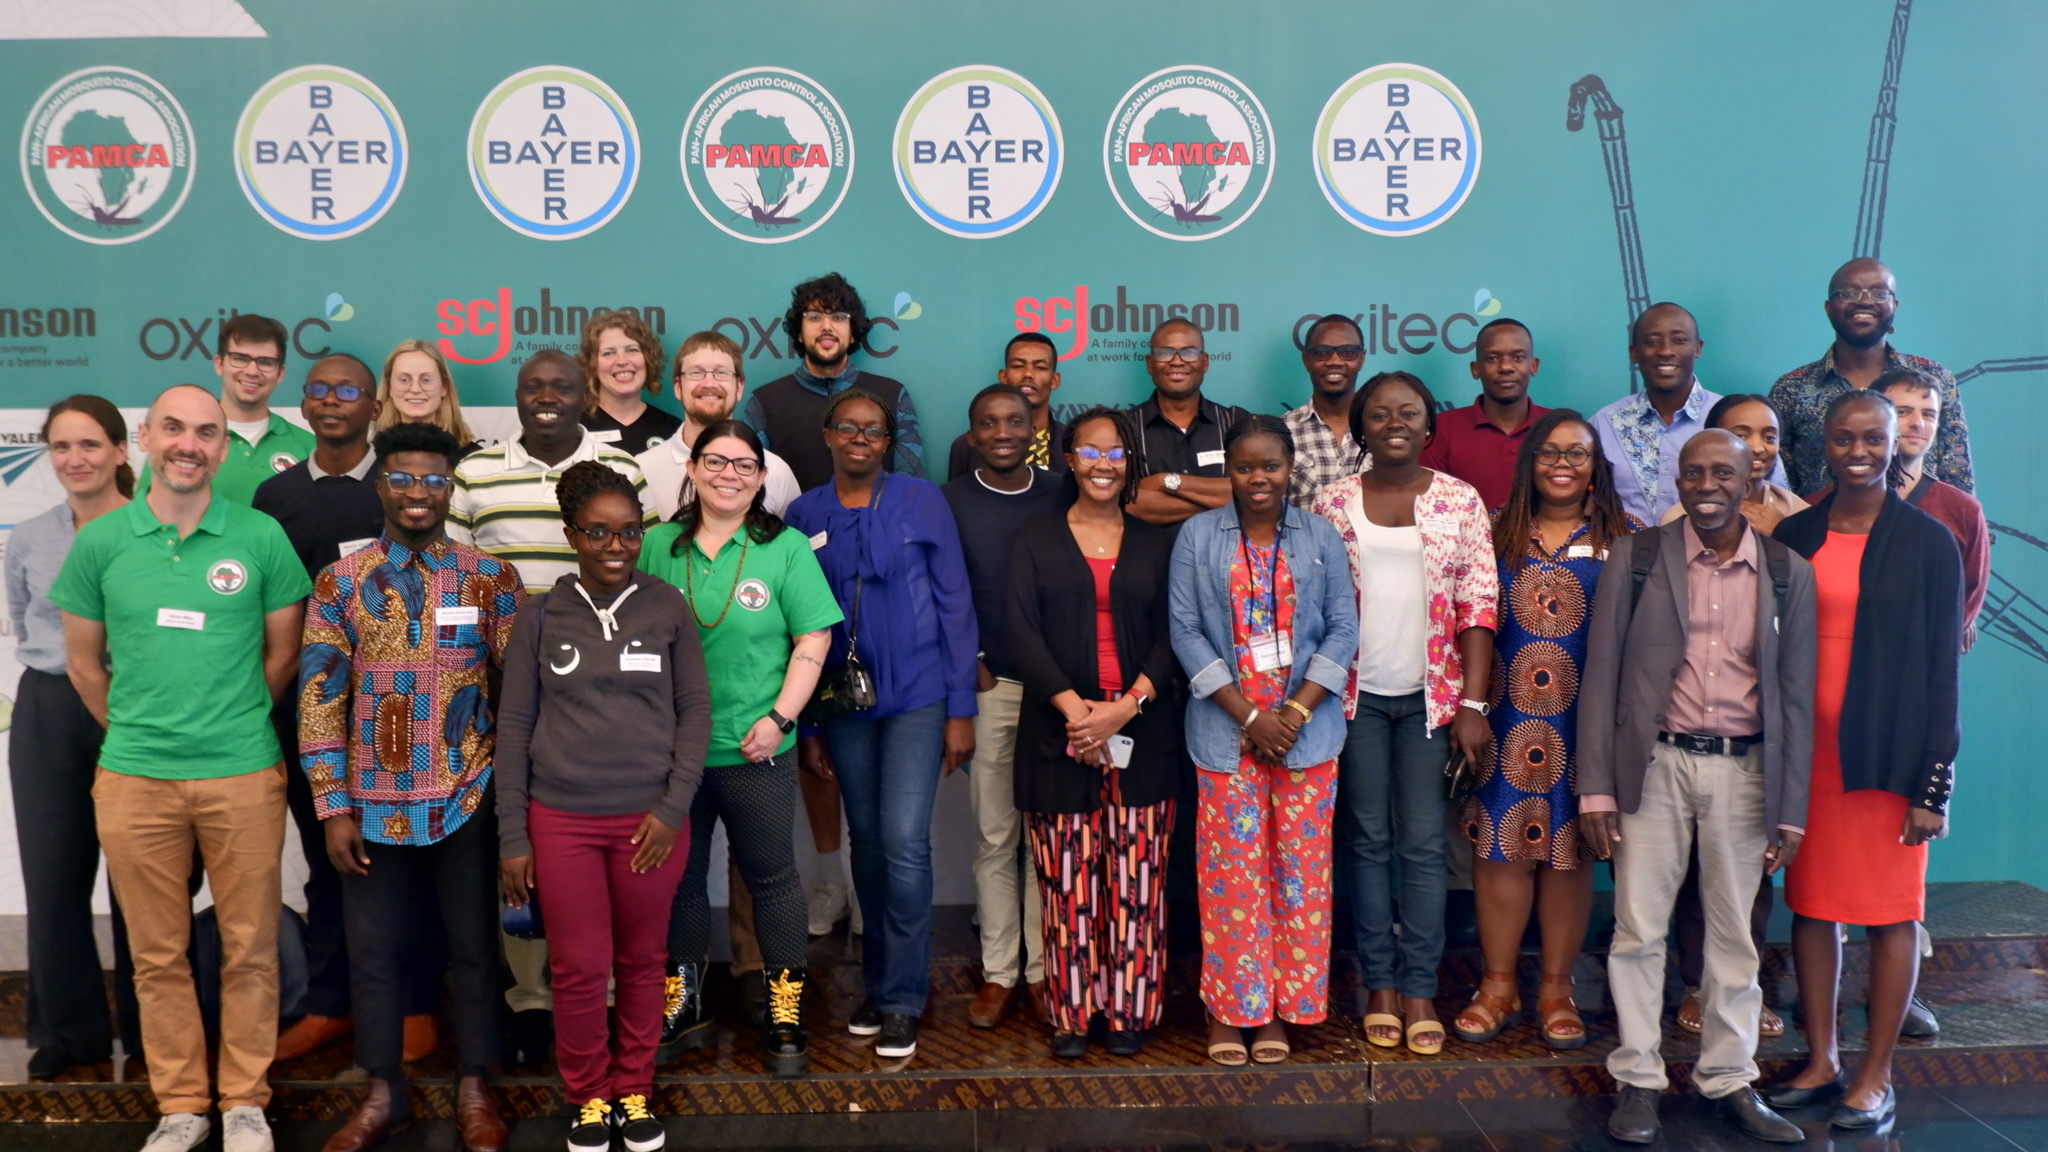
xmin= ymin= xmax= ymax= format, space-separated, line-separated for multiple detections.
xmin=298 ymin=535 xmax=525 ymax=845
xmin=1282 ymin=402 xmax=1365 ymax=508
xmin=1770 ymin=345 xmax=1971 ymax=496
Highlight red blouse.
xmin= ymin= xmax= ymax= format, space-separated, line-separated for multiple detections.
xmin=1088 ymin=556 xmax=1122 ymax=694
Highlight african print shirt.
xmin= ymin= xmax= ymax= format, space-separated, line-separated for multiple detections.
xmin=1769 ymin=345 xmax=1970 ymax=497
xmin=298 ymin=535 xmax=526 ymax=845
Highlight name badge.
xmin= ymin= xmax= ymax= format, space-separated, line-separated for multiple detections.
xmin=1567 ymin=544 xmax=1595 ymax=559
xmin=1420 ymin=517 xmax=1457 ymax=536
xmin=157 ymin=607 xmax=205 ymax=631
xmin=338 ymin=537 xmax=377 ymax=558
xmin=808 ymin=530 xmax=828 ymax=551
xmin=589 ymin=429 xmax=623 ymax=444
xmin=1248 ymin=630 xmax=1293 ymax=673
xmin=438 ymin=605 xmax=480 ymax=626
xmin=1196 ymin=449 xmax=1226 ymax=469
xmin=620 ymin=652 xmax=662 ymax=672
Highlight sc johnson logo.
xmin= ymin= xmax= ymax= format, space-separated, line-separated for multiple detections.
xmin=468 ymin=67 xmax=639 ymax=240
xmin=1313 ymin=64 xmax=1480 ymax=237
xmin=1103 ymin=66 xmax=1273 ymax=241
xmin=235 ymin=65 xmax=407 ymax=240
xmin=894 ymin=65 xmax=1061 ymax=239
xmin=1013 ymin=285 xmax=1241 ymax=363
xmin=435 ymin=288 xmax=667 ymax=365
xmin=682 ymin=67 xmax=851 ymax=244
xmin=19 ymin=66 xmax=195 ymax=245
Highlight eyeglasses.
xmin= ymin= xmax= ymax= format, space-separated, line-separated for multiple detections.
xmin=1534 ymin=446 xmax=1594 ymax=467
xmin=697 ymin=452 xmax=761 ymax=477
xmin=1304 ymin=343 xmax=1365 ymax=359
xmin=381 ymin=471 xmax=451 ymax=491
xmin=224 ymin=351 xmax=284 ymax=372
xmin=1828 ymin=287 xmax=1897 ymax=304
xmin=303 ymin=382 xmax=365 ymax=402
xmin=1073 ymin=446 xmax=1126 ymax=462
xmin=571 ymin=525 xmax=645 ymax=544
xmin=827 ymin=422 xmax=889 ymax=442
xmin=803 ymin=310 xmax=853 ymax=325
xmin=677 ymin=367 xmax=737 ymax=383
xmin=1149 ymin=346 xmax=1205 ymax=363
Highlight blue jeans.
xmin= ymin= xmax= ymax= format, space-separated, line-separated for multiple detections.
xmin=823 ymin=700 xmax=947 ymax=1016
xmin=1336 ymin=690 xmax=1449 ymax=1000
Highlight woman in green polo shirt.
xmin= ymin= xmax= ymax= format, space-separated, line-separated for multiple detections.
xmin=638 ymin=419 xmax=840 ymax=1076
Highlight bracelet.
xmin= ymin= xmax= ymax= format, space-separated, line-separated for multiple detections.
xmin=1240 ymin=706 xmax=1260 ymax=730
xmin=1283 ymin=699 xmax=1314 ymax=724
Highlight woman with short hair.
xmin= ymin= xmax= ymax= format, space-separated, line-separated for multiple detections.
xmin=579 ymin=312 xmax=681 ymax=455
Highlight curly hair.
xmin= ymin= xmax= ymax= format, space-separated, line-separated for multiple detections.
xmin=1349 ymin=370 xmax=1439 ymax=448
xmin=577 ymin=310 xmax=668 ymax=412
xmin=371 ymin=421 xmax=459 ymax=471
xmin=1490 ymin=408 xmax=1633 ymax=571
xmin=669 ymin=420 xmax=786 ymax=550
xmin=555 ymin=460 xmax=642 ymax=526
xmin=1060 ymin=406 xmax=1141 ymax=507
xmin=376 ymin=339 xmax=476 ymax=445
xmin=782 ymin=272 xmax=873 ymax=354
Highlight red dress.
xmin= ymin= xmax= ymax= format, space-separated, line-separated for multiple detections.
xmin=1785 ymin=531 xmax=1927 ymax=925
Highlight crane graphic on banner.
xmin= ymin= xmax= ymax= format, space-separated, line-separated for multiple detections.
xmin=1853 ymin=0 xmax=1913 ymax=259
xmin=1565 ymin=76 xmax=1649 ymax=394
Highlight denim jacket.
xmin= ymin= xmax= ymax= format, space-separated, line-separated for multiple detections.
xmin=1168 ymin=503 xmax=1359 ymax=772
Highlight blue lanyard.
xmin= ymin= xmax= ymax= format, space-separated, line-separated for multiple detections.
xmin=1238 ymin=524 xmax=1284 ymax=627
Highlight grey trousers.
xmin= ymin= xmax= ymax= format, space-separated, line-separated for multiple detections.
xmin=968 ymin=680 xmax=1044 ymax=988
xmin=1607 ymin=741 xmax=1768 ymax=1098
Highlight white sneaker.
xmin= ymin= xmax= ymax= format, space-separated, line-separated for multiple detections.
xmin=848 ymin=887 xmax=864 ymax=937
xmin=807 ymin=880 xmax=848 ymax=936
xmin=139 ymin=1113 xmax=209 ymax=1152
xmin=221 ymin=1105 xmax=273 ymax=1152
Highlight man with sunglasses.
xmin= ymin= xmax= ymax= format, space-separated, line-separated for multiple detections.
xmin=1416 ymin=317 xmax=1551 ymax=512
xmin=297 ymin=422 xmax=522 ymax=1152
xmin=1126 ymin=319 xmax=1250 ymax=529
xmin=1769 ymin=258 xmax=1970 ymax=496
xmin=1283 ymin=315 xmax=1371 ymax=508
xmin=139 ymin=314 xmax=315 ymax=506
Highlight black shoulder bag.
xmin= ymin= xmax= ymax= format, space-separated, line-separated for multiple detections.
xmin=803 ymin=478 xmax=883 ymax=723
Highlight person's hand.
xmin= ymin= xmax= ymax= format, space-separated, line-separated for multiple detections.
xmin=739 ymin=715 xmax=785 ymax=763
xmin=500 ymin=855 xmax=535 ymax=907
xmin=976 ymin=660 xmax=997 ymax=694
xmin=324 ymin=816 xmax=371 ymax=877
xmin=1963 ymin=620 xmax=1978 ymax=654
xmin=630 ymin=813 xmax=679 ymax=873
xmin=1765 ymin=829 xmax=1804 ymax=875
xmin=1243 ymin=709 xmax=1296 ymax=762
xmin=798 ymin=734 xmax=835 ymax=782
xmin=942 ymin=716 xmax=976 ymax=775
xmin=1903 ymin=806 xmax=1947 ymax=847
xmin=1451 ymin=705 xmax=1493 ymax=767
xmin=1581 ymin=811 xmax=1622 ymax=860
xmin=1065 ymin=697 xmax=1136 ymax=752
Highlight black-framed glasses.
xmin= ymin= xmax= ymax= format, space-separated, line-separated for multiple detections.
xmin=571 ymin=524 xmax=645 ymax=544
xmin=1535 ymin=446 xmax=1594 ymax=467
xmin=381 ymin=471 xmax=451 ymax=492
xmin=1149 ymin=346 xmax=1205 ymax=363
xmin=803 ymin=310 xmax=853 ymax=325
xmin=677 ymin=366 xmax=737 ymax=383
xmin=827 ymin=421 xmax=889 ymax=442
xmin=697 ymin=452 xmax=761 ymax=477
xmin=1304 ymin=343 xmax=1365 ymax=359
xmin=1828 ymin=287 xmax=1897 ymax=304
xmin=224 ymin=351 xmax=284 ymax=372
xmin=304 ymin=382 xmax=365 ymax=402
xmin=1073 ymin=445 xmax=1126 ymax=462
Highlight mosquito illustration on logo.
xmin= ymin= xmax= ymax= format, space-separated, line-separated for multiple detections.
xmin=68 ymin=188 xmax=146 ymax=229
xmin=1146 ymin=183 xmax=1223 ymax=227
xmin=727 ymin=184 xmax=802 ymax=230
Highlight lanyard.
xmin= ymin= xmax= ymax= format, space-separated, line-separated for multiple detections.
xmin=1238 ymin=523 xmax=1284 ymax=625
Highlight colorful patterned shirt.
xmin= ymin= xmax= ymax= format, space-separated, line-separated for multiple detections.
xmin=298 ymin=534 xmax=526 ymax=845
xmin=1282 ymin=402 xmax=1365 ymax=509
xmin=1769 ymin=345 xmax=1970 ymax=497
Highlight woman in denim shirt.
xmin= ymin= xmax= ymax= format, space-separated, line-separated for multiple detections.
xmin=1168 ymin=416 xmax=1358 ymax=1066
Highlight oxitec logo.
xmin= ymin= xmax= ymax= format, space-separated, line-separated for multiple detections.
xmin=895 ymin=65 xmax=1061 ymax=239
xmin=1103 ymin=66 xmax=1272 ymax=241
xmin=469 ymin=66 xmax=639 ymax=240
xmin=682 ymin=68 xmax=851 ymax=244
xmin=236 ymin=65 xmax=407 ymax=240
xmin=20 ymin=66 xmax=194 ymax=245
xmin=1313 ymin=64 xmax=1480 ymax=237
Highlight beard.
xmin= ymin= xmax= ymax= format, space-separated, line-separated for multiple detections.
xmin=1829 ymin=314 xmax=1890 ymax=349
xmin=157 ymin=455 xmax=216 ymax=494
xmin=801 ymin=337 xmax=850 ymax=373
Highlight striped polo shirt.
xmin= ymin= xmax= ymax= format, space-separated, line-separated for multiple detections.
xmin=447 ymin=428 xmax=653 ymax=592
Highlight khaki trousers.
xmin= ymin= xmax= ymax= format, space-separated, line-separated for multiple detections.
xmin=969 ymin=680 xmax=1043 ymax=988
xmin=93 ymin=764 xmax=286 ymax=1114
xmin=1607 ymin=741 xmax=1768 ymax=1098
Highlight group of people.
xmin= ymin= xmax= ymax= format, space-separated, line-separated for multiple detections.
xmin=5 ymin=259 xmax=1977 ymax=1152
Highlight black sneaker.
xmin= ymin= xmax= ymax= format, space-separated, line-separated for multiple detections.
xmin=1104 ymin=1028 xmax=1144 ymax=1057
xmin=566 ymin=1098 xmax=611 ymax=1152
xmin=876 ymin=1014 xmax=918 ymax=1059
xmin=847 ymin=999 xmax=882 ymax=1036
xmin=762 ymin=967 xmax=809 ymax=1077
xmin=656 ymin=961 xmax=714 ymax=1062
xmin=508 ymin=1009 xmax=554 ymax=1070
xmin=612 ymin=1094 xmax=664 ymax=1152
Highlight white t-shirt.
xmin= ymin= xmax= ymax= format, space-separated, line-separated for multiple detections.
xmin=1350 ymin=514 xmax=1427 ymax=697
xmin=227 ymin=417 xmax=272 ymax=444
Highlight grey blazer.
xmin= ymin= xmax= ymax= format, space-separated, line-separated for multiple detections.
xmin=1577 ymin=521 xmax=1818 ymax=834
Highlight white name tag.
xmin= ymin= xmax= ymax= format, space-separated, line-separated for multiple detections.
xmin=1567 ymin=544 xmax=1595 ymax=559
xmin=157 ymin=607 xmax=205 ymax=631
xmin=620 ymin=652 xmax=662 ymax=672
xmin=589 ymin=429 xmax=623 ymax=444
xmin=438 ymin=605 xmax=480 ymax=626
xmin=1248 ymin=630 xmax=1293 ymax=673
xmin=337 ymin=537 xmax=377 ymax=558
xmin=1420 ymin=517 xmax=1457 ymax=536
xmin=808 ymin=530 xmax=828 ymax=551
xmin=1196 ymin=449 xmax=1226 ymax=469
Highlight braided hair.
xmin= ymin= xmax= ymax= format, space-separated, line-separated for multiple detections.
xmin=555 ymin=460 xmax=641 ymax=526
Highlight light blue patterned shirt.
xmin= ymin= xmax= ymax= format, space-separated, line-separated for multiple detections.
xmin=1589 ymin=380 xmax=1786 ymax=524
xmin=5 ymin=502 xmax=78 ymax=675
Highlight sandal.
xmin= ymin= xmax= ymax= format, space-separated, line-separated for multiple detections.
xmin=1537 ymin=974 xmax=1587 ymax=1051
xmin=1677 ymin=989 xmax=1704 ymax=1034
xmin=1362 ymin=989 xmax=1404 ymax=1049
xmin=1760 ymin=1005 xmax=1786 ymax=1038
xmin=1250 ymin=1022 xmax=1289 ymax=1064
xmin=1453 ymin=970 xmax=1521 ymax=1044
xmin=1205 ymin=1015 xmax=1248 ymax=1067
xmin=1406 ymin=1017 xmax=1445 ymax=1056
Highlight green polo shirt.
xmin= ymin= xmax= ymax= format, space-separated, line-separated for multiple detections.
xmin=137 ymin=412 xmax=314 ymax=507
xmin=50 ymin=495 xmax=312 ymax=779
xmin=639 ymin=522 xmax=841 ymax=766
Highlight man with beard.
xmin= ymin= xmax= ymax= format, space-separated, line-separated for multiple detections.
xmin=53 ymin=384 xmax=310 ymax=1152
xmin=743 ymin=273 xmax=925 ymax=490
xmin=1126 ymin=318 xmax=1250 ymax=528
xmin=1420 ymin=318 xmax=1551 ymax=511
xmin=1283 ymin=314 xmax=1370 ymax=508
xmin=1771 ymin=258 xmax=1971 ymax=496
xmin=947 ymin=333 xmax=1069 ymax=480
xmin=639 ymin=331 xmax=801 ymax=520
xmin=138 ymin=315 xmax=314 ymax=507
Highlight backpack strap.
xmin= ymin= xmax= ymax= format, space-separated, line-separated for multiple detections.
xmin=1628 ymin=522 xmax=1663 ymax=612
xmin=1760 ymin=533 xmax=1792 ymax=627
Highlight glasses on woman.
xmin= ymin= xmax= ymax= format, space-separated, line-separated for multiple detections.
xmin=571 ymin=525 xmax=645 ymax=544
xmin=1534 ymin=446 xmax=1594 ymax=467
xmin=697 ymin=452 xmax=761 ymax=476
xmin=381 ymin=471 xmax=451 ymax=491
xmin=678 ymin=367 xmax=737 ymax=383
xmin=827 ymin=422 xmax=888 ymax=442
xmin=1073 ymin=446 xmax=1126 ymax=462
xmin=304 ymin=382 xmax=365 ymax=402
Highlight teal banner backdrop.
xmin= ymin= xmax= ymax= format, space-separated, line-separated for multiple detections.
xmin=2 ymin=1 xmax=2044 ymax=892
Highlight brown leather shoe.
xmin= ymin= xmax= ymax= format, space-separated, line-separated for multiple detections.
xmin=275 ymin=1014 xmax=353 ymax=1063
xmin=968 ymin=981 xmax=1014 ymax=1029
xmin=455 ymin=1076 xmax=508 ymax=1152
xmin=401 ymin=1014 xmax=439 ymax=1063
xmin=320 ymin=1080 xmax=410 ymax=1152
xmin=1023 ymin=981 xmax=1049 ymax=1025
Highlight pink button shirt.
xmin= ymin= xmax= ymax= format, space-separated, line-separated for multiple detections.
xmin=1663 ymin=519 xmax=1762 ymax=737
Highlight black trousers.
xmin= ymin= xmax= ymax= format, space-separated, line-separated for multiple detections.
xmin=1676 ymin=840 xmax=1774 ymax=990
xmin=339 ymin=800 xmax=500 ymax=1085
xmin=667 ymin=754 xmax=808 ymax=972
xmin=9 ymin=668 xmax=138 ymax=1059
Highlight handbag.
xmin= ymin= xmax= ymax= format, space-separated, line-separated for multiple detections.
xmin=804 ymin=573 xmax=876 ymax=722
xmin=1443 ymin=746 xmax=1478 ymax=801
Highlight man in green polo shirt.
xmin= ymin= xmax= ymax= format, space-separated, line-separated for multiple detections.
xmin=139 ymin=314 xmax=314 ymax=506
xmin=53 ymin=384 xmax=310 ymax=1152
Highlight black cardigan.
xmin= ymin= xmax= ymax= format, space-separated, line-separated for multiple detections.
xmin=1006 ymin=509 xmax=1183 ymax=813
xmin=1774 ymin=489 xmax=1962 ymax=814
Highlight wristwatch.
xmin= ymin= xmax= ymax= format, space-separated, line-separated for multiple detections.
xmin=1460 ymin=698 xmax=1492 ymax=717
xmin=1162 ymin=472 xmax=1183 ymax=494
xmin=768 ymin=709 xmax=797 ymax=735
